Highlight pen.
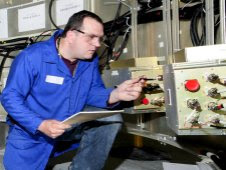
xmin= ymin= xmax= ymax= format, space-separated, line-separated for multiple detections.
xmin=140 ymin=75 xmax=163 ymax=81
xmin=140 ymin=78 xmax=156 ymax=81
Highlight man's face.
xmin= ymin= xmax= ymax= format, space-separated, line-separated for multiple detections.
xmin=69 ymin=17 xmax=104 ymax=60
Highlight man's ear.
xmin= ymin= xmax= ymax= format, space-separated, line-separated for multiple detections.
xmin=66 ymin=30 xmax=77 ymax=44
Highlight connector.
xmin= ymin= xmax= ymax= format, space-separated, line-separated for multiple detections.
xmin=187 ymin=99 xmax=200 ymax=110
xmin=207 ymin=102 xmax=223 ymax=111
xmin=185 ymin=110 xmax=200 ymax=125
xmin=150 ymin=97 xmax=165 ymax=106
xmin=156 ymin=75 xmax=163 ymax=81
xmin=207 ymin=88 xmax=219 ymax=97
xmin=206 ymin=73 xmax=219 ymax=82
xmin=209 ymin=116 xmax=220 ymax=124
xmin=143 ymin=83 xmax=160 ymax=93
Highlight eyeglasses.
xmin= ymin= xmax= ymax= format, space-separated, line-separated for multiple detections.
xmin=72 ymin=29 xmax=108 ymax=47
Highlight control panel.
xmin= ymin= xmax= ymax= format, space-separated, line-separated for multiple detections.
xmin=164 ymin=61 xmax=226 ymax=135
xmin=102 ymin=66 xmax=165 ymax=113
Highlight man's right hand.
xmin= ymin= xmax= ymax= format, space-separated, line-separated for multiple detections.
xmin=38 ymin=120 xmax=71 ymax=139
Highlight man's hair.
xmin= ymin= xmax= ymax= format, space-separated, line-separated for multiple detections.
xmin=61 ymin=10 xmax=103 ymax=37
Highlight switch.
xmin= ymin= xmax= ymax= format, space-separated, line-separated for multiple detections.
xmin=208 ymin=102 xmax=223 ymax=111
xmin=187 ymin=99 xmax=200 ymax=110
xmin=206 ymin=73 xmax=219 ymax=82
xmin=185 ymin=79 xmax=200 ymax=92
xmin=141 ymin=98 xmax=149 ymax=105
xmin=207 ymin=88 xmax=219 ymax=97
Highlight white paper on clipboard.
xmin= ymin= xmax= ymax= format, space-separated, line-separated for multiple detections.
xmin=61 ymin=110 xmax=124 ymax=125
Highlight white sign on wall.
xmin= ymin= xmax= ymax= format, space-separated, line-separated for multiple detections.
xmin=0 ymin=9 xmax=8 ymax=39
xmin=18 ymin=3 xmax=45 ymax=32
xmin=56 ymin=0 xmax=84 ymax=26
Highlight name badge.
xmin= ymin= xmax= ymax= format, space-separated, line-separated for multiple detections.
xmin=45 ymin=75 xmax=64 ymax=85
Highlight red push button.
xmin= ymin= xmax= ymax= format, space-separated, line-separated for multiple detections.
xmin=184 ymin=79 xmax=200 ymax=92
xmin=141 ymin=98 xmax=149 ymax=105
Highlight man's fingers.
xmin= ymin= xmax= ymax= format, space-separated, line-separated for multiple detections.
xmin=38 ymin=119 xmax=71 ymax=139
xmin=48 ymin=125 xmax=68 ymax=139
xmin=123 ymin=91 xmax=141 ymax=101
xmin=123 ymin=78 xmax=141 ymax=85
xmin=51 ymin=132 xmax=65 ymax=139
xmin=53 ymin=124 xmax=71 ymax=132
xmin=52 ymin=120 xmax=71 ymax=129
xmin=125 ymin=86 xmax=143 ymax=92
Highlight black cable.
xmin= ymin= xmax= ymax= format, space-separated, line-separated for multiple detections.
xmin=113 ymin=28 xmax=130 ymax=61
xmin=49 ymin=0 xmax=60 ymax=29
xmin=104 ymin=11 xmax=131 ymax=35
xmin=108 ymin=1 xmax=122 ymax=35
xmin=0 ymin=54 xmax=15 ymax=59
xmin=0 ymin=37 xmax=30 ymax=44
xmin=34 ymin=29 xmax=56 ymax=42
xmin=190 ymin=4 xmax=206 ymax=46
xmin=102 ymin=2 xmax=127 ymax=69
xmin=214 ymin=15 xmax=220 ymax=44
xmin=206 ymin=152 xmax=226 ymax=169
xmin=180 ymin=0 xmax=201 ymax=3
xmin=0 ymin=51 xmax=11 ymax=94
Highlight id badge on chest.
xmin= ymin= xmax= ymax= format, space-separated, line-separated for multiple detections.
xmin=45 ymin=75 xmax=64 ymax=85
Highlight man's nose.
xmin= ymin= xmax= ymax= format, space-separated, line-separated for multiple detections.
xmin=95 ymin=40 xmax=101 ymax=48
xmin=91 ymin=37 xmax=101 ymax=48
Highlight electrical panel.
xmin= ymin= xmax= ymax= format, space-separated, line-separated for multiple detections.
xmin=102 ymin=65 xmax=165 ymax=114
xmin=164 ymin=60 xmax=226 ymax=135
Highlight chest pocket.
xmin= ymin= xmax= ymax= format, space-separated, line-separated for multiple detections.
xmin=35 ymin=62 xmax=69 ymax=94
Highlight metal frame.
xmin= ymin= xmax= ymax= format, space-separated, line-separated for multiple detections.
xmin=205 ymin=0 xmax=215 ymax=45
xmin=129 ymin=0 xmax=138 ymax=58
xmin=163 ymin=0 xmax=173 ymax=64
xmin=172 ymin=0 xmax=180 ymax=54
xmin=103 ymin=0 xmax=139 ymax=59
xmin=220 ymin=0 xmax=226 ymax=44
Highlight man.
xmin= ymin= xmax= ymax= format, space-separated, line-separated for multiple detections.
xmin=1 ymin=10 xmax=145 ymax=170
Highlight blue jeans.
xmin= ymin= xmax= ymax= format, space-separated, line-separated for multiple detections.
xmin=56 ymin=107 xmax=123 ymax=170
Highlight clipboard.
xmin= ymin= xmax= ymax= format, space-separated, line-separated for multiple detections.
xmin=61 ymin=110 xmax=124 ymax=125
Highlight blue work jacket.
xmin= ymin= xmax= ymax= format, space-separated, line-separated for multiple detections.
xmin=1 ymin=30 xmax=113 ymax=170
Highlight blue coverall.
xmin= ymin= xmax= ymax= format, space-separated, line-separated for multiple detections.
xmin=1 ymin=30 xmax=122 ymax=170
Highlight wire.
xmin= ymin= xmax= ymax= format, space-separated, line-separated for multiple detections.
xmin=112 ymin=27 xmax=131 ymax=61
xmin=49 ymin=0 xmax=60 ymax=29
xmin=34 ymin=29 xmax=56 ymax=42
xmin=190 ymin=4 xmax=206 ymax=46
xmin=0 ymin=51 xmax=11 ymax=94
xmin=181 ymin=0 xmax=201 ymax=3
